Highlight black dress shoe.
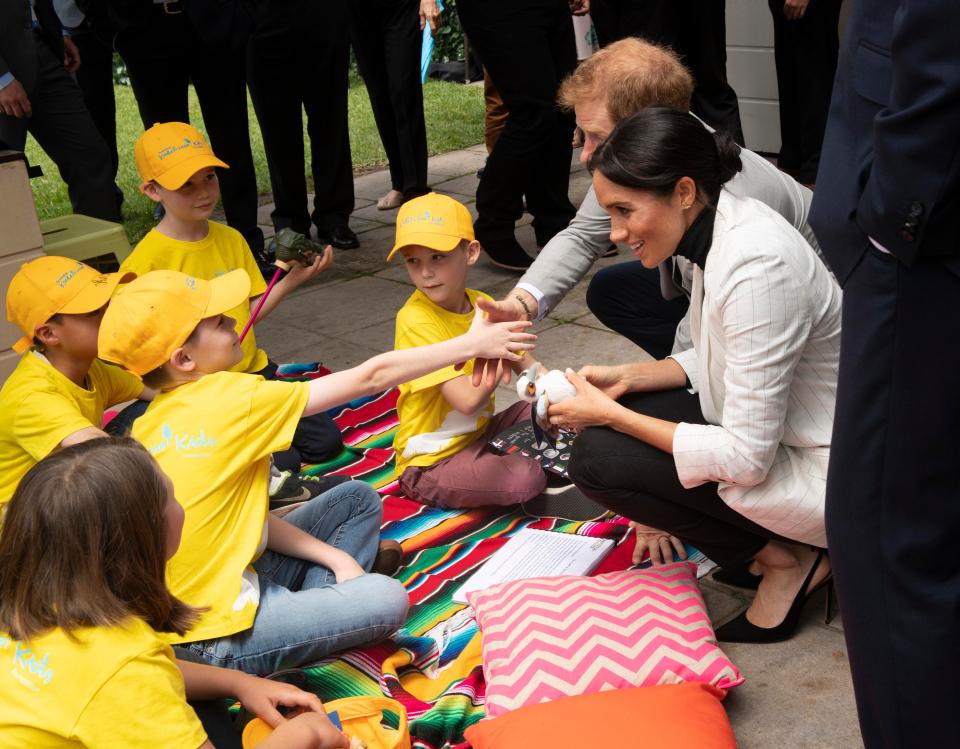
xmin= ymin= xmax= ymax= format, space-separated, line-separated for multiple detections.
xmin=316 ymin=224 xmax=359 ymax=250
xmin=712 ymin=565 xmax=762 ymax=590
xmin=714 ymin=550 xmax=831 ymax=644
xmin=482 ymin=236 xmax=534 ymax=271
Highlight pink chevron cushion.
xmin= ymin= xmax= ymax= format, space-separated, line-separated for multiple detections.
xmin=467 ymin=562 xmax=743 ymax=717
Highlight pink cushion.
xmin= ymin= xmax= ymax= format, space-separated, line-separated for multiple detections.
xmin=467 ymin=562 xmax=743 ymax=717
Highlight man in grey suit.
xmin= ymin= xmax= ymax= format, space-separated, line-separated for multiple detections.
xmin=810 ymin=0 xmax=960 ymax=745
xmin=478 ymin=38 xmax=818 ymax=361
xmin=0 ymin=0 xmax=119 ymax=221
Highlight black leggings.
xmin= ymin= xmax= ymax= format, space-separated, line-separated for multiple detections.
xmin=568 ymin=388 xmax=781 ymax=568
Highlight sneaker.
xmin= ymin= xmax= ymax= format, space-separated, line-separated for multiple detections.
xmin=373 ymin=539 xmax=404 ymax=576
xmin=482 ymin=236 xmax=534 ymax=271
xmin=269 ymin=470 xmax=351 ymax=510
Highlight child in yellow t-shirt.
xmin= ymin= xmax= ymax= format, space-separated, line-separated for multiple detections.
xmin=0 ymin=438 xmax=349 ymax=749
xmin=389 ymin=194 xmax=547 ymax=509
xmin=96 ymin=268 xmax=534 ymax=674
xmin=116 ymin=121 xmax=342 ymax=468
xmin=0 ymin=257 xmax=149 ymax=508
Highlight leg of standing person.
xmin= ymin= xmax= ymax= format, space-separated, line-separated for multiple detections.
xmin=457 ymin=0 xmax=576 ymax=264
xmin=482 ymin=67 xmax=509 ymax=154
xmin=178 ymin=481 xmax=410 ymax=675
xmin=788 ymin=0 xmax=842 ymax=185
xmin=71 ymin=23 xmax=122 ymax=210
xmin=826 ymin=249 xmax=960 ymax=746
xmin=302 ymin=2 xmax=356 ymax=245
xmin=2 ymin=37 xmax=119 ymax=221
xmin=585 ymin=261 xmax=689 ymax=359
xmin=248 ymin=0 xmax=312 ymax=235
xmin=399 ymin=401 xmax=547 ymax=509
xmin=188 ymin=31 xmax=264 ymax=254
xmin=675 ymin=1 xmax=745 ymax=145
xmin=768 ymin=0 xmax=801 ymax=177
xmin=348 ymin=0 xmax=427 ymax=203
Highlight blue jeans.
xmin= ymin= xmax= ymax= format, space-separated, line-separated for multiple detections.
xmin=178 ymin=481 xmax=409 ymax=675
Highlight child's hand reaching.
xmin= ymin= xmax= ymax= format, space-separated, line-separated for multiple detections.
xmin=284 ymin=245 xmax=334 ymax=289
xmin=464 ymin=306 xmax=536 ymax=388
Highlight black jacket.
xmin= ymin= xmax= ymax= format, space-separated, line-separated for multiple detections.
xmin=809 ymin=0 xmax=960 ymax=283
xmin=0 ymin=0 xmax=65 ymax=88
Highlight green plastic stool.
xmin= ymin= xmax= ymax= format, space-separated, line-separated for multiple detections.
xmin=40 ymin=214 xmax=131 ymax=273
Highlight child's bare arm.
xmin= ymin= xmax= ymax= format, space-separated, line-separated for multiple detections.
xmin=266 ymin=515 xmax=364 ymax=581
xmin=60 ymin=426 xmax=108 ymax=448
xmin=302 ymin=310 xmax=535 ymax=417
xmin=439 ymin=374 xmax=498 ymax=415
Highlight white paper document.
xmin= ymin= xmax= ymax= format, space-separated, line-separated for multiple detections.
xmin=452 ymin=528 xmax=614 ymax=604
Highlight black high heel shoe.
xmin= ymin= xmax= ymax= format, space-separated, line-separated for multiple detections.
xmin=714 ymin=550 xmax=832 ymax=644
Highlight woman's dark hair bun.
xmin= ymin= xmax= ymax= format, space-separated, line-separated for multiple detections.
xmin=713 ymin=130 xmax=743 ymax=185
xmin=592 ymin=108 xmax=743 ymax=201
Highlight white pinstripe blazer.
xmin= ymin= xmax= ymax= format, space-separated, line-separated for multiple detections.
xmin=670 ymin=191 xmax=842 ymax=547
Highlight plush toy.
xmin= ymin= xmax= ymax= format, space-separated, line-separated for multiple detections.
xmin=516 ymin=363 xmax=577 ymax=448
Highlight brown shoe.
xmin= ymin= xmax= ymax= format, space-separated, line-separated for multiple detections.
xmin=373 ymin=539 xmax=403 ymax=576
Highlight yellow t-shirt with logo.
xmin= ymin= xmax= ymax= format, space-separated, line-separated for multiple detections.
xmin=0 ymin=618 xmax=206 ymax=748
xmin=120 ymin=221 xmax=269 ymax=373
xmin=393 ymin=289 xmax=495 ymax=474
xmin=0 ymin=352 xmax=144 ymax=508
xmin=132 ymin=371 xmax=310 ymax=644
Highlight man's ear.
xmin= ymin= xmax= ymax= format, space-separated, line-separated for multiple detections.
xmin=140 ymin=181 xmax=163 ymax=204
xmin=168 ymin=346 xmax=197 ymax=374
xmin=465 ymin=240 xmax=482 ymax=266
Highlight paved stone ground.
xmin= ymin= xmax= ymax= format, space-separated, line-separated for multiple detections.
xmin=254 ymin=145 xmax=863 ymax=748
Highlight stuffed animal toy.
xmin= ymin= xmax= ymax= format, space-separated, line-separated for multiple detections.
xmin=516 ymin=362 xmax=577 ymax=448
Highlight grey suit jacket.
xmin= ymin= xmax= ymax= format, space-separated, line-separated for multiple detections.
xmin=0 ymin=0 xmax=64 ymax=90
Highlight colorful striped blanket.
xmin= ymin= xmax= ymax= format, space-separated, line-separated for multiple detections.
xmin=275 ymin=364 xmax=637 ymax=748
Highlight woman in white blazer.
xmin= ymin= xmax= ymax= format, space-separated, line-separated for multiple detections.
xmin=551 ymin=108 xmax=841 ymax=643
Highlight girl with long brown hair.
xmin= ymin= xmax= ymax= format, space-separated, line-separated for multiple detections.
xmin=0 ymin=438 xmax=347 ymax=749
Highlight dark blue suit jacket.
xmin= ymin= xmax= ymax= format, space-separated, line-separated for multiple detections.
xmin=810 ymin=0 xmax=960 ymax=284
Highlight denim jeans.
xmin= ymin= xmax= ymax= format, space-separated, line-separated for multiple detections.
xmin=178 ymin=481 xmax=409 ymax=675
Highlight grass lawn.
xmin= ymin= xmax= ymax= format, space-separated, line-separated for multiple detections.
xmin=24 ymin=79 xmax=484 ymax=243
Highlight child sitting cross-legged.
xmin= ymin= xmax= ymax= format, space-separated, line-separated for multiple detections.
xmin=96 ymin=268 xmax=535 ymax=674
xmin=389 ymin=193 xmax=548 ymax=509
xmin=0 ymin=257 xmax=150 ymax=509
xmin=0 ymin=438 xmax=350 ymax=749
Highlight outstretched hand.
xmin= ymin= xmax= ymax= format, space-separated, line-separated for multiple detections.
xmin=577 ymin=364 xmax=629 ymax=401
xmin=470 ymin=295 xmax=529 ymax=387
xmin=284 ymin=245 xmax=334 ymax=288
xmin=465 ymin=304 xmax=536 ymax=388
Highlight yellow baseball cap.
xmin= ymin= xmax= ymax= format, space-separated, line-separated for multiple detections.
xmin=387 ymin=192 xmax=475 ymax=261
xmin=5 ymin=257 xmax=135 ymax=354
xmin=98 ymin=269 xmax=251 ymax=376
xmin=134 ymin=122 xmax=229 ymax=190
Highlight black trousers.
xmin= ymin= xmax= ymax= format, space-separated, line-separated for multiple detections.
xmin=586 ymin=261 xmax=689 ymax=360
xmin=70 ymin=24 xmax=120 ymax=198
xmin=768 ymin=0 xmax=842 ymax=184
xmin=0 ymin=34 xmax=119 ymax=221
xmin=347 ymin=0 xmax=428 ymax=198
xmin=247 ymin=0 xmax=354 ymax=235
xmin=568 ymin=388 xmax=777 ymax=568
xmin=826 ymin=247 xmax=960 ymax=747
xmin=114 ymin=10 xmax=264 ymax=251
xmin=590 ymin=0 xmax=745 ymax=145
xmin=456 ymin=0 xmax=577 ymax=245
